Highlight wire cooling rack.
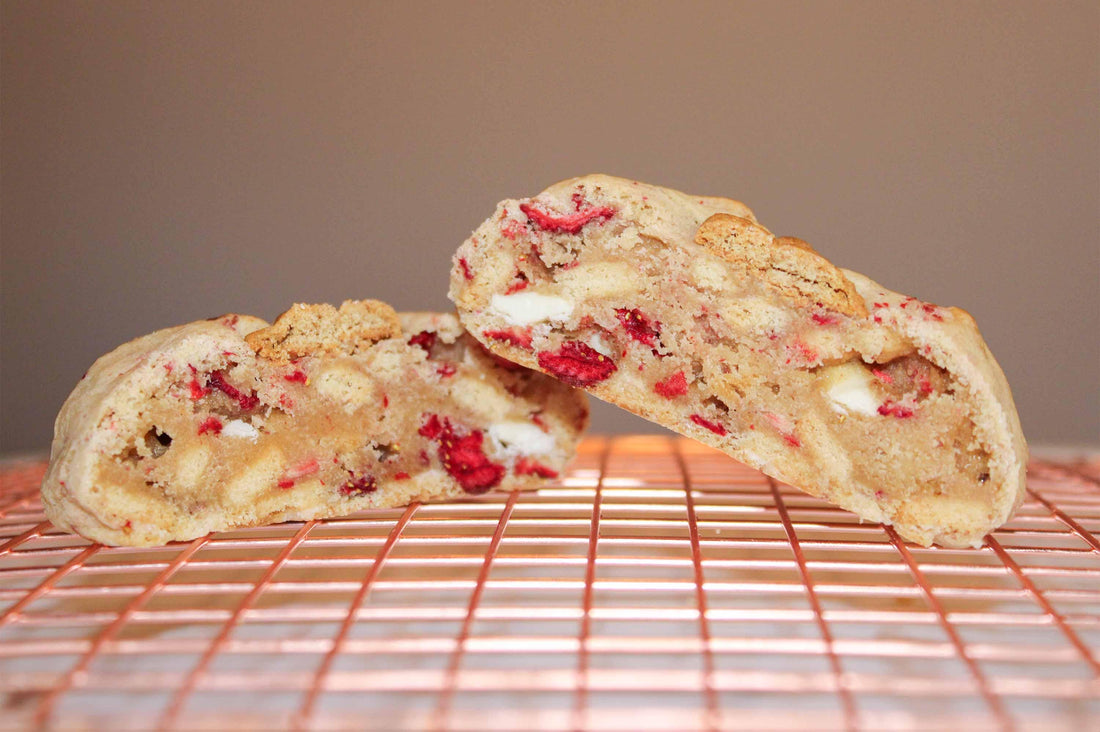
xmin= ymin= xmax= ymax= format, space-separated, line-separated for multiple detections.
xmin=0 ymin=437 xmax=1097 ymax=731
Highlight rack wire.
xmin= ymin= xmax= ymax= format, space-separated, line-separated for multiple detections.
xmin=1 ymin=436 xmax=1097 ymax=730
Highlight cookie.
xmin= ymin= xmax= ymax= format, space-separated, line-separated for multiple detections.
xmin=450 ymin=174 xmax=1027 ymax=548
xmin=42 ymin=301 xmax=589 ymax=546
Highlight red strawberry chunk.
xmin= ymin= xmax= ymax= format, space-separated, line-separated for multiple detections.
xmin=208 ymin=371 xmax=259 ymax=411
xmin=654 ymin=371 xmax=688 ymax=399
xmin=519 ymin=201 xmax=615 ymax=234
xmin=284 ymin=369 xmax=308 ymax=384
xmin=483 ymin=327 xmax=533 ymax=349
xmin=419 ymin=414 xmax=505 ymax=494
xmin=689 ymin=414 xmax=727 ymax=436
xmin=537 ymin=341 xmax=617 ymax=387
xmin=408 ymin=330 xmax=436 ymax=353
xmin=615 ymin=308 xmax=660 ymax=347
xmin=197 ymin=416 xmax=223 ymax=435
xmin=515 ymin=458 xmax=559 ymax=479
xmin=340 ymin=474 xmax=378 ymax=496
xmin=878 ymin=400 xmax=916 ymax=418
xmin=457 ymin=257 xmax=474 ymax=281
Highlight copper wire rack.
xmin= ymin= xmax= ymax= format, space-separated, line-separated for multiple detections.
xmin=0 ymin=436 xmax=1097 ymax=731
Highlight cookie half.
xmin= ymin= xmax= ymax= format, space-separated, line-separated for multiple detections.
xmin=450 ymin=175 xmax=1027 ymax=548
xmin=42 ymin=301 xmax=588 ymax=546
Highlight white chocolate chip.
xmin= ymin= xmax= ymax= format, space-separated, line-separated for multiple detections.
xmin=221 ymin=419 xmax=260 ymax=440
xmin=490 ymin=292 xmax=573 ymax=326
xmin=822 ymin=362 xmax=879 ymax=416
xmin=587 ymin=332 xmax=615 ymax=358
xmin=489 ymin=421 xmax=556 ymax=457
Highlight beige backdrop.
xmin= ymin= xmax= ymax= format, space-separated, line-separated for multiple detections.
xmin=2 ymin=1 xmax=1097 ymax=453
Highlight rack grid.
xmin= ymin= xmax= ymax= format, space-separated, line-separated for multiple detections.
xmin=1 ymin=436 xmax=1097 ymax=730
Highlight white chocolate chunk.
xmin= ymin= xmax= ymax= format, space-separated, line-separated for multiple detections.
xmin=490 ymin=292 xmax=573 ymax=326
xmin=822 ymin=362 xmax=879 ymax=416
xmin=221 ymin=419 xmax=259 ymax=440
xmin=489 ymin=421 xmax=556 ymax=457
xmin=587 ymin=332 xmax=615 ymax=358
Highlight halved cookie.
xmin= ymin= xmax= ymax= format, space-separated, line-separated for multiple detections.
xmin=450 ymin=174 xmax=1027 ymax=548
xmin=42 ymin=301 xmax=588 ymax=546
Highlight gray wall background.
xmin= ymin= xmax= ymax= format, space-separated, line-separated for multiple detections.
xmin=2 ymin=1 xmax=1098 ymax=454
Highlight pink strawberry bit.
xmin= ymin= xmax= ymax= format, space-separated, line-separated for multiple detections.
xmin=878 ymin=400 xmax=916 ymax=418
xmin=505 ymin=278 xmax=530 ymax=295
xmin=394 ymin=472 xmax=411 ymax=480
xmin=284 ymin=369 xmax=308 ymax=384
xmin=501 ymin=218 xmax=526 ymax=241
xmin=197 ymin=416 xmax=223 ymax=435
xmin=531 ymin=413 xmax=549 ymax=432
xmin=811 ymin=311 xmax=840 ymax=326
xmin=483 ymin=327 xmax=534 ymax=349
xmin=518 ymin=199 xmax=615 ymax=234
xmin=871 ymin=369 xmax=893 ymax=385
xmin=188 ymin=378 xmax=208 ymax=400
xmin=921 ymin=302 xmax=944 ymax=321
xmin=208 ymin=371 xmax=260 ymax=411
xmin=689 ymin=414 xmax=727 ymax=436
xmin=436 ymin=363 xmax=456 ymax=378
xmin=654 ymin=371 xmax=688 ymax=399
xmin=419 ymin=413 xmax=445 ymax=440
xmin=615 ymin=308 xmax=660 ymax=347
xmin=419 ymin=414 xmax=505 ymax=494
xmin=537 ymin=341 xmax=617 ymax=387
xmin=457 ymin=257 xmax=474 ymax=281
xmin=408 ymin=330 xmax=437 ymax=353
xmin=515 ymin=457 xmax=559 ymax=479
xmin=279 ymin=458 xmax=320 ymax=489
xmin=784 ymin=339 xmax=819 ymax=366
xmin=340 ymin=474 xmax=378 ymax=496
xmin=763 ymin=412 xmax=801 ymax=447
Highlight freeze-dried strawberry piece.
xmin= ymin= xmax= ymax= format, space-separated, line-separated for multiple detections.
xmin=197 ymin=417 xmax=223 ymax=435
xmin=505 ymin=278 xmax=529 ymax=295
xmin=871 ymin=369 xmax=893 ymax=385
xmin=763 ymin=412 xmax=801 ymax=447
xmin=340 ymin=474 xmax=378 ymax=496
xmin=408 ymin=331 xmax=436 ymax=353
xmin=436 ymin=363 xmax=456 ymax=378
xmin=419 ymin=413 xmax=445 ymax=440
xmin=515 ymin=458 xmax=559 ymax=478
xmin=537 ymin=341 xmax=617 ymax=387
xmin=689 ymin=414 xmax=727 ymax=436
xmin=457 ymin=257 xmax=474 ymax=281
xmin=418 ymin=415 xmax=505 ymax=494
xmin=278 ymin=458 xmax=320 ymax=489
xmin=519 ymin=200 xmax=615 ymax=234
xmin=208 ymin=371 xmax=259 ymax=411
xmin=284 ymin=369 xmax=308 ymax=384
xmin=188 ymin=379 xmax=208 ymax=400
xmin=654 ymin=371 xmax=688 ymax=399
xmin=441 ymin=431 xmax=505 ymax=494
xmin=878 ymin=400 xmax=916 ymax=418
xmin=615 ymin=308 xmax=660 ymax=347
xmin=811 ymin=311 xmax=841 ymax=326
xmin=483 ymin=328 xmax=533 ymax=349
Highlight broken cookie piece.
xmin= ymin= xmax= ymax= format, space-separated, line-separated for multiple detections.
xmin=450 ymin=175 xmax=1027 ymax=548
xmin=42 ymin=301 xmax=588 ymax=546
